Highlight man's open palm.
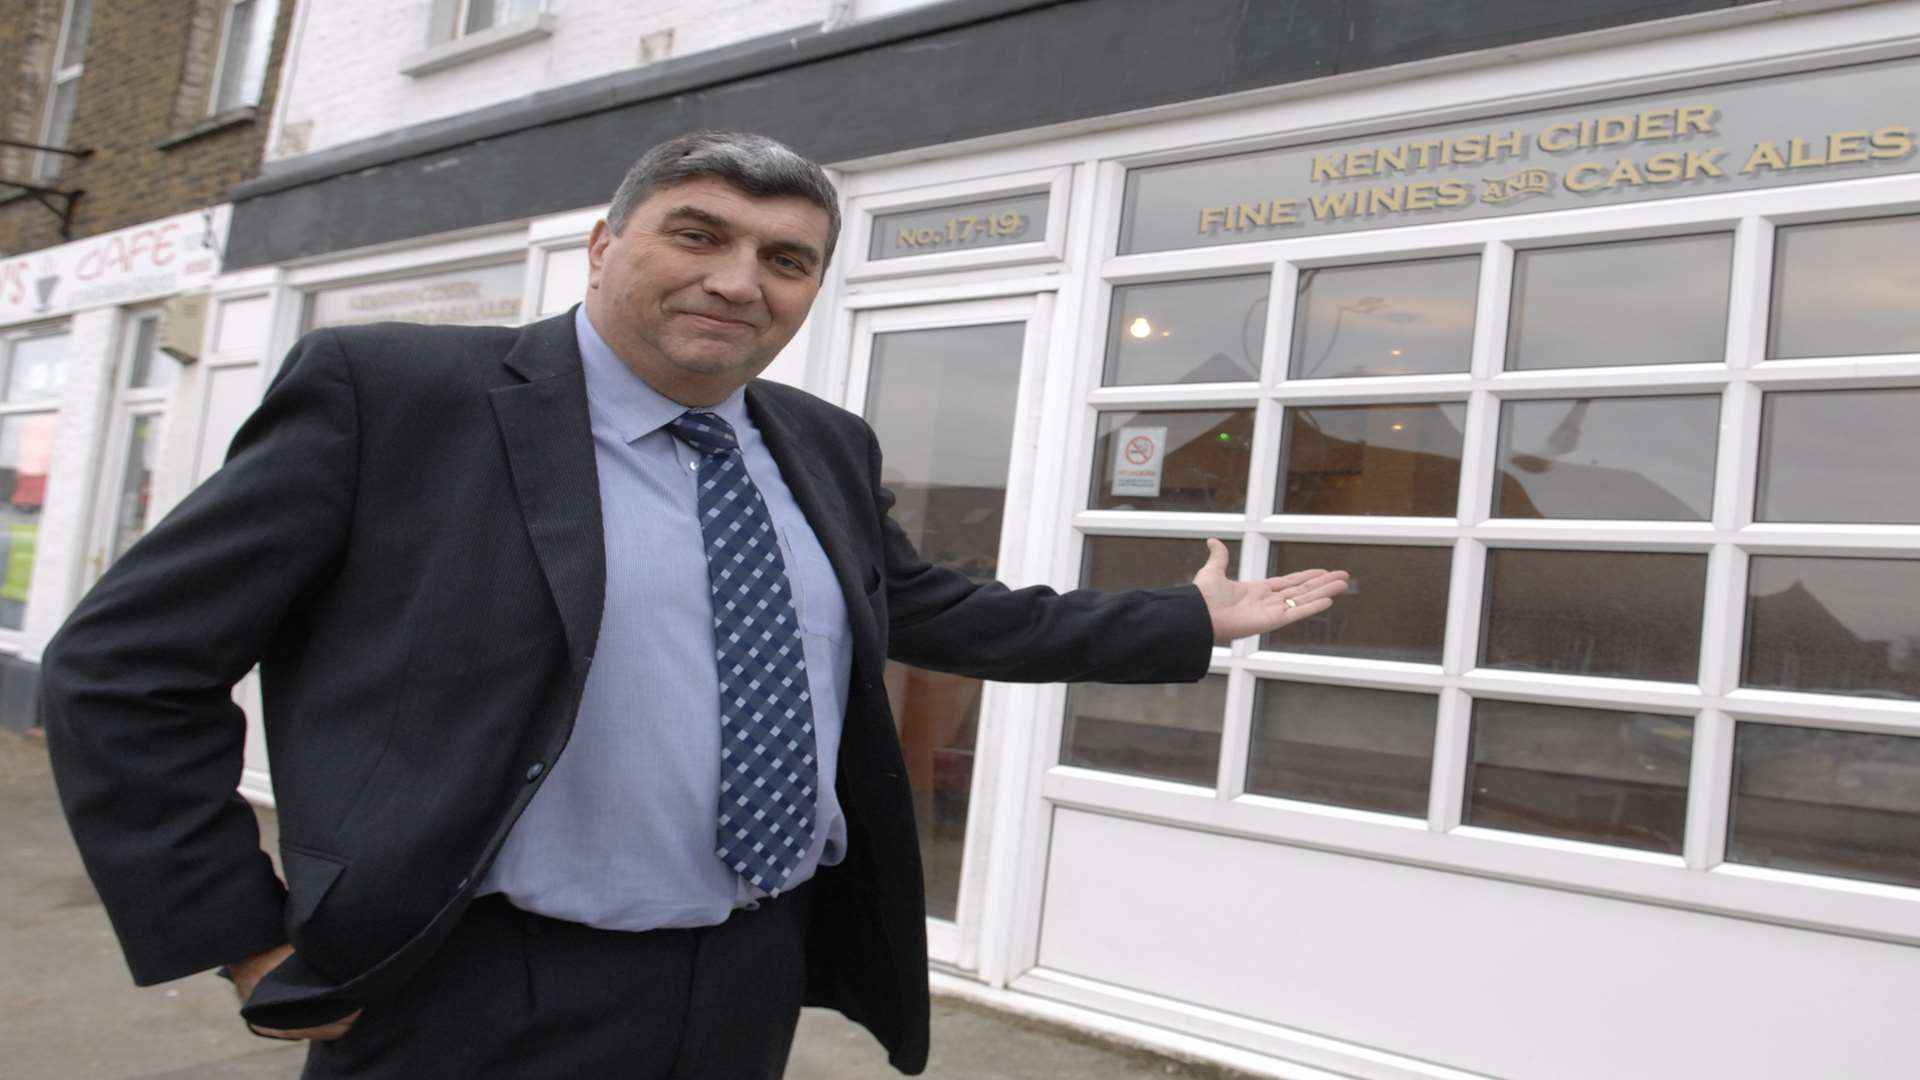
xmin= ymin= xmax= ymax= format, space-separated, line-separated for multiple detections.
xmin=1192 ymin=538 xmax=1350 ymax=642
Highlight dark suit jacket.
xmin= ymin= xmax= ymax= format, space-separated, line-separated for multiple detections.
xmin=41 ymin=310 xmax=1212 ymax=1074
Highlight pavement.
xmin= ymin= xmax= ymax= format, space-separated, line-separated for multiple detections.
xmin=1 ymin=730 xmax=1246 ymax=1079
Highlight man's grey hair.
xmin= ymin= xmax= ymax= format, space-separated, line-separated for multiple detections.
xmin=606 ymin=131 xmax=842 ymax=270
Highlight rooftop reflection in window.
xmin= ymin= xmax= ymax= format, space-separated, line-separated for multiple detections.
xmin=1744 ymin=556 xmax=1920 ymax=701
xmin=1289 ymin=256 xmax=1478 ymax=380
xmin=1494 ymin=396 xmax=1720 ymax=520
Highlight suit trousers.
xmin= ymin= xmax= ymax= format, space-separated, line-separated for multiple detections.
xmin=300 ymin=883 xmax=813 ymax=1080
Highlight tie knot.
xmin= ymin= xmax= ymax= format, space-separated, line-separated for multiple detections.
xmin=668 ymin=410 xmax=739 ymax=456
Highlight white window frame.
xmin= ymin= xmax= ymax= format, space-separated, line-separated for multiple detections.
xmin=843 ymin=167 xmax=1074 ymax=282
xmin=400 ymin=0 xmax=554 ymax=78
xmin=1026 ymin=159 xmax=1920 ymax=955
xmin=454 ymin=0 xmax=546 ymax=38
xmin=0 ymin=323 xmax=71 ymax=651
xmin=207 ymin=0 xmax=278 ymax=116
xmin=34 ymin=0 xmax=89 ymax=182
xmin=82 ymin=308 xmax=174 ymax=588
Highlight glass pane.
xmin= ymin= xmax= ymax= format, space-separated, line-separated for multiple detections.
xmin=110 ymin=415 xmax=159 ymax=563
xmin=1745 ymin=556 xmax=1920 ymax=700
xmin=1080 ymin=534 xmax=1238 ymax=593
xmin=1248 ymin=681 xmax=1435 ymax=817
xmin=59 ymin=0 xmax=92 ymax=69
xmin=1493 ymin=396 xmax=1719 ymax=520
xmin=869 ymin=191 xmax=1048 ymax=261
xmin=5 ymin=333 xmax=69 ymax=404
xmin=35 ymin=79 xmax=78 ymax=182
xmin=1279 ymin=402 xmax=1465 ymax=516
xmin=1728 ymin=724 xmax=1920 ymax=889
xmin=0 ymin=414 xmax=57 ymax=632
xmin=865 ymin=321 xmax=1025 ymax=922
xmin=127 ymin=316 xmax=172 ymax=391
xmin=214 ymin=0 xmax=261 ymax=112
xmin=1262 ymin=542 xmax=1450 ymax=662
xmin=1089 ymin=408 xmax=1253 ymax=513
xmin=1507 ymin=234 xmax=1733 ymax=370
xmin=1289 ymin=257 xmax=1478 ymax=379
xmin=463 ymin=0 xmax=498 ymax=32
xmin=1757 ymin=389 xmax=1920 ymax=524
xmin=1771 ymin=215 xmax=1920 ymax=359
xmin=1061 ymin=675 xmax=1226 ymax=787
xmin=1482 ymin=549 xmax=1707 ymax=683
xmin=1104 ymin=275 xmax=1266 ymax=386
xmin=1466 ymin=699 xmax=1692 ymax=854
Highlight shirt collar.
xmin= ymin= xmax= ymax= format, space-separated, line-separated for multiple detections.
xmin=574 ymin=305 xmax=748 ymax=444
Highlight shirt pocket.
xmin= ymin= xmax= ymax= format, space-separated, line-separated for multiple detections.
xmin=779 ymin=524 xmax=850 ymax=643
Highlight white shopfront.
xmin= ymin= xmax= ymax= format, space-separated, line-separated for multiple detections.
xmin=207 ymin=5 xmax=1920 ymax=1074
xmin=0 ymin=208 xmax=229 ymax=723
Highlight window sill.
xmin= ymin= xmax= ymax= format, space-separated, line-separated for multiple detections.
xmin=155 ymin=106 xmax=257 ymax=151
xmin=400 ymin=13 xmax=557 ymax=77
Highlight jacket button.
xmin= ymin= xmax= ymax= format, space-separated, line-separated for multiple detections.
xmin=525 ymin=762 xmax=545 ymax=781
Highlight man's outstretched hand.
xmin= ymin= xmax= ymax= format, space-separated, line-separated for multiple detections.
xmin=1193 ymin=538 xmax=1350 ymax=642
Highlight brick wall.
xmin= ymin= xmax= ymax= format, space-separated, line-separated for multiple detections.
xmin=0 ymin=0 xmax=297 ymax=256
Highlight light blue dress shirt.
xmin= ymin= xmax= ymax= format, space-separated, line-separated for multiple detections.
xmin=479 ymin=306 xmax=853 ymax=930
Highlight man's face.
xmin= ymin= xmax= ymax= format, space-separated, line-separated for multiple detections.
xmin=585 ymin=175 xmax=831 ymax=406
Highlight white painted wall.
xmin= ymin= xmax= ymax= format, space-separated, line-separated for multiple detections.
xmin=1041 ymin=809 xmax=1920 ymax=1080
xmin=268 ymin=0 xmax=834 ymax=161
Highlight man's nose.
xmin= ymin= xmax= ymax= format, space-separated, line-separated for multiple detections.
xmin=702 ymin=249 xmax=763 ymax=306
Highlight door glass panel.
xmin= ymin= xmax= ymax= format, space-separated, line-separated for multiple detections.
xmin=110 ymin=414 xmax=159 ymax=562
xmin=1728 ymin=723 xmax=1920 ymax=889
xmin=1263 ymin=542 xmax=1451 ymax=661
xmin=1249 ymin=681 xmax=1436 ymax=817
xmin=1089 ymin=408 xmax=1254 ymax=513
xmin=1061 ymin=675 xmax=1228 ymax=787
xmin=864 ymin=320 xmax=1025 ymax=922
xmin=1744 ymin=556 xmax=1920 ymax=700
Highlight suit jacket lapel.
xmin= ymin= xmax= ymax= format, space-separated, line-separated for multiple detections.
xmin=747 ymin=384 xmax=883 ymax=669
xmin=490 ymin=313 xmax=606 ymax=669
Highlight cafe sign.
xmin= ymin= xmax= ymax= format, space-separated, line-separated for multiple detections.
xmin=0 ymin=207 xmax=226 ymax=324
xmin=1118 ymin=56 xmax=1920 ymax=254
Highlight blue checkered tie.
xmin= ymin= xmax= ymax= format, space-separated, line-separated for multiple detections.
xmin=668 ymin=410 xmax=818 ymax=895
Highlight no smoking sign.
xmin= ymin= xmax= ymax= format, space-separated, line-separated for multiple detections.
xmin=1111 ymin=426 xmax=1168 ymax=498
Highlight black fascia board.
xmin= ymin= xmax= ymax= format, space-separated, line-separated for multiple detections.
xmin=225 ymin=0 xmax=1771 ymax=271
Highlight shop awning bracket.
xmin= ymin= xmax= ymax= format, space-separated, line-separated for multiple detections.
xmin=0 ymin=136 xmax=94 ymax=241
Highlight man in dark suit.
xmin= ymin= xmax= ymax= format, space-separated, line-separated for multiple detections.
xmin=42 ymin=132 xmax=1347 ymax=1078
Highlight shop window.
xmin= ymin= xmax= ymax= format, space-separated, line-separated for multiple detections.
xmin=1755 ymin=387 xmax=1920 ymax=524
xmin=1248 ymin=681 xmax=1435 ymax=817
xmin=1289 ymin=257 xmax=1478 ymax=380
xmin=1103 ymin=275 xmax=1267 ymax=386
xmin=1480 ymin=549 xmax=1707 ymax=684
xmin=1506 ymin=234 xmax=1733 ymax=370
xmin=0 ymin=329 xmax=68 ymax=633
xmin=1465 ymin=699 xmax=1693 ymax=854
xmin=1080 ymin=534 xmax=1239 ymax=593
xmin=1061 ymin=675 xmax=1227 ymax=788
xmin=1088 ymin=408 xmax=1254 ymax=513
xmin=1728 ymin=723 xmax=1920 ymax=890
xmin=1770 ymin=214 xmax=1920 ymax=359
xmin=1492 ymin=395 xmax=1720 ymax=520
xmin=1743 ymin=556 xmax=1920 ymax=701
xmin=1278 ymin=401 xmax=1466 ymax=516
xmin=1262 ymin=542 xmax=1450 ymax=663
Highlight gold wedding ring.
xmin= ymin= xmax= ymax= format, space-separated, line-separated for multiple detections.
xmin=1284 ymin=597 xmax=1297 ymax=609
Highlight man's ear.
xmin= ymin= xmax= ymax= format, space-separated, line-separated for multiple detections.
xmin=586 ymin=219 xmax=612 ymax=287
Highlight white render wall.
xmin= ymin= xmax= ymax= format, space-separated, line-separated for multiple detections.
xmin=268 ymin=0 xmax=835 ymax=161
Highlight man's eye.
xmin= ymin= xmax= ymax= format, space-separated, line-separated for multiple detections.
xmin=678 ymin=231 xmax=714 ymax=244
xmin=770 ymin=256 xmax=804 ymax=273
